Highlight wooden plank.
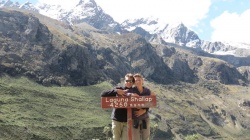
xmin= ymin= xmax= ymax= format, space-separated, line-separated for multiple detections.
xmin=101 ymin=96 xmax=156 ymax=108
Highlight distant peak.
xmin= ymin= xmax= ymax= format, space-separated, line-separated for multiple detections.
xmin=21 ymin=1 xmax=32 ymax=5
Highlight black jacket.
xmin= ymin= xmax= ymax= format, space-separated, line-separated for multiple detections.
xmin=101 ymin=86 xmax=130 ymax=122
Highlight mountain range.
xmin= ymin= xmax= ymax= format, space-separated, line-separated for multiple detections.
xmin=1 ymin=0 xmax=250 ymax=57
xmin=0 ymin=0 xmax=250 ymax=86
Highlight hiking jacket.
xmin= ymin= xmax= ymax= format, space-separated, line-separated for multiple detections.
xmin=101 ymin=86 xmax=131 ymax=122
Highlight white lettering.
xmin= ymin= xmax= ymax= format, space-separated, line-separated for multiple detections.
xmin=105 ymin=98 xmax=109 ymax=102
xmin=105 ymin=97 xmax=129 ymax=103
xmin=130 ymin=97 xmax=153 ymax=102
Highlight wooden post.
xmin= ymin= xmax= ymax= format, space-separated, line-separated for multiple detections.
xmin=127 ymin=108 xmax=133 ymax=140
xmin=101 ymin=96 xmax=157 ymax=140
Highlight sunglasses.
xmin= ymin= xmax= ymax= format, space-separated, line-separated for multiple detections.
xmin=125 ymin=80 xmax=133 ymax=83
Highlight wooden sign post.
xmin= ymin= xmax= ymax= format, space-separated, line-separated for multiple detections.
xmin=101 ymin=96 xmax=157 ymax=140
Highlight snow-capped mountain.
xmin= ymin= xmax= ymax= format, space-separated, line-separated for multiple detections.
xmin=19 ymin=1 xmax=39 ymax=12
xmin=121 ymin=17 xmax=202 ymax=48
xmin=0 ymin=0 xmax=19 ymax=7
xmin=122 ymin=18 xmax=201 ymax=48
xmin=201 ymin=41 xmax=250 ymax=56
xmin=1 ymin=0 xmax=250 ymax=57
xmin=121 ymin=17 xmax=164 ymax=34
xmin=37 ymin=0 xmax=123 ymax=32
xmin=122 ymin=17 xmax=250 ymax=56
xmin=1 ymin=0 xmax=123 ymax=32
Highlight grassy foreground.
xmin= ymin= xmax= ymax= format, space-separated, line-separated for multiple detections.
xmin=0 ymin=75 xmax=113 ymax=140
xmin=1 ymin=75 xmax=250 ymax=140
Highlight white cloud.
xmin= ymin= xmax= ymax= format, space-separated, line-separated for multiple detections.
xmin=211 ymin=9 xmax=250 ymax=43
xmin=95 ymin=0 xmax=211 ymax=27
xmin=37 ymin=0 xmax=79 ymax=10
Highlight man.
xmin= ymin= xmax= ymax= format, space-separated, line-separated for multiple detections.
xmin=101 ymin=73 xmax=135 ymax=140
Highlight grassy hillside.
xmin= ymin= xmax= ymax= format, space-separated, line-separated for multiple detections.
xmin=1 ymin=75 xmax=250 ymax=140
xmin=0 ymin=75 xmax=112 ymax=140
xmin=144 ymin=80 xmax=250 ymax=140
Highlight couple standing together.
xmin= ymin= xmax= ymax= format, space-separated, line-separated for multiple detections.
xmin=101 ymin=73 xmax=156 ymax=140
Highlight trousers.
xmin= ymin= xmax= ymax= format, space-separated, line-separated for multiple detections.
xmin=112 ymin=120 xmax=127 ymax=140
xmin=132 ymin=118 xmax=150 ymax=140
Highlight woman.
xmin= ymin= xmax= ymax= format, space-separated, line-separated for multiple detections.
xmin=129 ymin=73 xmax=155 ymax=140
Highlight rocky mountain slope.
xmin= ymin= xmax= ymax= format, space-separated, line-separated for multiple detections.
xmin=0 ymin=8 xmax=249 ymax=86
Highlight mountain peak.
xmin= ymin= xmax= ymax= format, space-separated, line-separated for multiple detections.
xmin=0 ymin=0 xmax=19 ymax=7
xmin=19 ymin=1 xmax=38 ymax=11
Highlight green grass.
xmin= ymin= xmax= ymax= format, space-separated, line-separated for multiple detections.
xmin=0 ymin=75 xmax=113 ymax=139
xmin=1 ymin=75 xmax=250 ymax=140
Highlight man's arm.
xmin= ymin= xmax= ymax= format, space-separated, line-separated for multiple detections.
xmin=101 ymin=87 xmax=127 ymax=97
xmin=134 ymin=108 xmax=147 ymax=117
xmin=101 ymin=87 xmax=118 ymax=97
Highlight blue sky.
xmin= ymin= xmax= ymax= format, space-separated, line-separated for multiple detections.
xmin=12 ymin=0 xmax=250 ymax=44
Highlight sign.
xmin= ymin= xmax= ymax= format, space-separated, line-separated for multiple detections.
xmin=101 ymin=96 xmax=156 ymax=108
xmin=101 ymin=96 xmax=157 ymax=140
